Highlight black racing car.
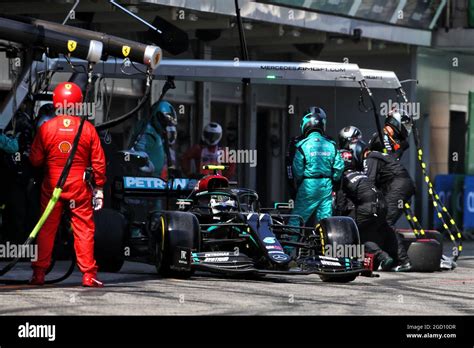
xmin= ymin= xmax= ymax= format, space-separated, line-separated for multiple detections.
xmin=94 ymin=159 xmax=372 ymax=282
xmin=144 ymin=166 xmax=373 ymax=283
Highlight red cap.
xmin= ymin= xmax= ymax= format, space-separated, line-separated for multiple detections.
xmin=53 ymin=82 xmax=83 ymax=110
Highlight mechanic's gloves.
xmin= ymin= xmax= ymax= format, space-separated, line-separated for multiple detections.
xmin=92 ymin=187 xmax=104 ymax=211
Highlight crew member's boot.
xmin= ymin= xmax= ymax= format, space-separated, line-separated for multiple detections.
xmin=30 ymin=267 xmax=46 ymax=285
xmin=82 ymin=273 xmax=104 ymax=287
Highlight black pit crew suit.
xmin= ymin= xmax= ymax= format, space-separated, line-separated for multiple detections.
xmin=335 ymin=169 xmax=408 ymax=267
xmin=364 ymin=151 xmax=415 ymax=226
xmin=369 ymin=131 xmax=409 ymax=161
xmin=363 ymin=151 xmax=414 ymax=266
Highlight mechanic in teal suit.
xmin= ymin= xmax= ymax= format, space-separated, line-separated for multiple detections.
xmin=132 ymin=100 xmax=177 ymax=178
xmin=0 ymin=130 xmax=19 ymax=154
xmin=288 ymin=107 xmax=344 ymax=228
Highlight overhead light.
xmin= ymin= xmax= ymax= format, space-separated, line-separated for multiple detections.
xmin=243 ymin=22 xmax=253 ymax=30
xmin=188 ymin=13 xmax=199 ymax=21
xmin=336 ymin=38 xmax=344 ymax=44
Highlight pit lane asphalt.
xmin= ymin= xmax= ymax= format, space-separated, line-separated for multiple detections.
xmin=0 ymin=242 xmax=473 ymax=315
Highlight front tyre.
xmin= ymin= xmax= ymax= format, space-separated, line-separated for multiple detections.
xmin=317 ymin=216 xmax=361 ymax=283
xmin=148 ymin=211 xmax=200 ymax=279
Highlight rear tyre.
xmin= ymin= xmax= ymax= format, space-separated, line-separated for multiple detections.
xmin=148 ymin=211 xmax=200 ymax=279
xmin=94 ymin=208 xmax=127 ymax=273
xmin=317 ymin=216 xmax=361 ymax=283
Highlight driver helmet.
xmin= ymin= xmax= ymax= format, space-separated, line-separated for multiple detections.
xmin=150 ymin=100 xmax=178 ymax=130
xmin=385 ymin=108 xmax=413 ymax=139
xmin=209 ymin=194 xmax=237 ymax=214
xmin=338 ymin=126 xmax=362 ymax=149
xmin=202 ymin=122 xmax=222 ymax=146
xmin=300 ymin=106 xmax=327 ymax=137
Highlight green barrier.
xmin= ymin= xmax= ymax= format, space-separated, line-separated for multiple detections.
xmin=469 ymin=0 xmax=474 ymax=27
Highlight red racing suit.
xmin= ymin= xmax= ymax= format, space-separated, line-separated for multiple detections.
xmin=29 ymin=115 xmax=106 ymax=276
xmin=181 ymin=144 xmax=236 ymax=178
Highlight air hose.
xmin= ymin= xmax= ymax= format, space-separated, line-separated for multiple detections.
xmin=359 ymin=80 xmax=386 ymax=155
xmin=397 ymin=87 xmax=462 ymax=260
xmin=95 ymin=68 xmax=153 ymax=131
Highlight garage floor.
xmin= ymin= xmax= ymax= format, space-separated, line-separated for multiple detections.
xmin=0 ymin=242 xmax=473 ymax=316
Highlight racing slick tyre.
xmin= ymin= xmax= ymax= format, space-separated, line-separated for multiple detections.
xmin=397 ymin=230 xmax=443 ymax=272
xmin=148 ymin=210 xmax=200 ymax=279
xmin=317 ymin=216 xmax=360 ymax=283
xmin=94 ymin=208 xmax=127 ymax=273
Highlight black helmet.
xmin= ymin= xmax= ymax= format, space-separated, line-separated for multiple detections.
xmin=349 ymin=139 xmax=368 ymax=170
xmin=368 ymin=132 xmax=384 ymax=152
xmin=339 ymin=149 xmax=354 ymax=171
xmin=386 ymin=109 xmax=412 ymax=140
xmin=300 ymin=106 xmax=327 ymax=137
xmin=338 ymin=125 xmax=362 ymax=149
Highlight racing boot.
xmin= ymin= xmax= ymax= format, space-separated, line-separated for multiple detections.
xmin=29 ymin=268 xmax=46 ymax=285
xmin=82 ymin=273 xmax=104 ymax=288
xmin=393 ymin=261 xmax=412 ymax=272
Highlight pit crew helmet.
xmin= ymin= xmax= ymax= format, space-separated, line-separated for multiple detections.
xmin=53 ymin=82 xmax=83 ymax=111
xmin=210 ymin=194 xmax=237 ymax=214
xmin=338 ymin=126 xmax=362 ymax=149
xmin=151 ymin=100 xmax=178 ymax=130
xmin=300 ymin=106 xmax=327 ymax=137
xmin=386 ymin=108 xmax=413 ymax=139
xmin=349 ymin=139 xmax=369 ymax=170
xmin=202 ymin=122 xmax=222 ymax=146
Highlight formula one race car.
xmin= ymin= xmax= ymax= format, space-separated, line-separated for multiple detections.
xmin=96 ymin=166 xmax=371 ymax=282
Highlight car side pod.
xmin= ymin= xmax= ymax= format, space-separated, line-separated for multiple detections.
xmin=397 ymin=230 xmax=443 ymax=272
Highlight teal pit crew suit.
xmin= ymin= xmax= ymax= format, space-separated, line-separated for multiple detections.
xmin=129 ymin=101 xmax=178 ymax=219
xmin=133 ymin=101 xmax=177 ymax=178
xmin=288 ymin=107 xmax=344 ymax=227
xmin=0 ymin=132 xmax=19 ymax=154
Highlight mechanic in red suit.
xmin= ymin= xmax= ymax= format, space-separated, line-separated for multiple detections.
xmin=181 ymin=122 xmax=236 ymax=178
xmin=29 ymin=82 xmax=106 ymax=287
